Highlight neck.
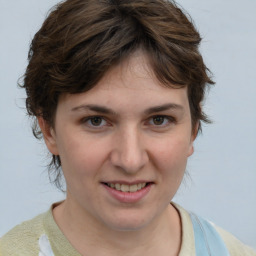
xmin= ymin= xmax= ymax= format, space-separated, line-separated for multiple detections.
xmin=53 ymin=198 xmax=181 ymax=256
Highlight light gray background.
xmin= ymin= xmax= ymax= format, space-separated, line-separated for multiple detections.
xmin=1 ymin=0 xmax=255 ymax=249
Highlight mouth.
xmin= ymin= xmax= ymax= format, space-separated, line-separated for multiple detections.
xmin=103 ymin=182 xmax=152 ymax=193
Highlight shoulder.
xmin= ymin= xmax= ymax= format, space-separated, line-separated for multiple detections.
xmin=0 ymin=212 xmax=47 ymax=256
xmin=215 ymin=225 xmax=256 ymax=256
xmin=172 ymin=203 xmax=256 ymax=256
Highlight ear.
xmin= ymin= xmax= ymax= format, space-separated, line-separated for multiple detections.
xmin=187 ymin=143 xmax=194 ymax=157
xmin=187 ymin=121 xmax=199 ymax=157
xmin=38 ymin=117 xmax=59 ymax=156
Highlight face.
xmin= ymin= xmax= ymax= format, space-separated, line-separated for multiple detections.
xmin=42 ymin=52 xmax=196 ymax=231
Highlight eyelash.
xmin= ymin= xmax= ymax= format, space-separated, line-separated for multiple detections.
xmin=81 ymin=115 xmax=176 ymax=129
xmin=147 ymin=115 xmax=176 ymax=127
xmin=81 ymin=116 xmax=109 ymax=129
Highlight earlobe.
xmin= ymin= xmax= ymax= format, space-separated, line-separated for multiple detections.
xmin=38 ymin=117 xmax=59 ymax=155
xmin=188 ymin=144 xmax=194 ymax=157
xmin=188 ymin=121 xmax=199 ymax=157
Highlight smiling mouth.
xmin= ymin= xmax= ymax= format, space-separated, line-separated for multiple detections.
xmin=104 ymin=182 xmax=151 ymax=193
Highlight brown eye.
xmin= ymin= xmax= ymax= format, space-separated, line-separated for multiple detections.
xmin=82 ymin=116 xmax=109 ymax=130
xmin=90 ymin=117 xmax=103 ymax=126
xmin=148 ymin=115 xmax=174 ymax=127
xmin=152 ymin=116 xmax=165 ymax=125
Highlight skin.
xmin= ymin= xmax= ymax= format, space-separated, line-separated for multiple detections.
xmin=39 ymin=52 xmax=197 ymax=256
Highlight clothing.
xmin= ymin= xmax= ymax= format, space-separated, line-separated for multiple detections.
xmin=0 ymin=203 xmax=255 ymax=256
xmin=189 ymin=212 xmax=231 ymax=255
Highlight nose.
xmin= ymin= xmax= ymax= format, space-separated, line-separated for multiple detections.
xmin=110 ymin=127 xmax=149 ymax=174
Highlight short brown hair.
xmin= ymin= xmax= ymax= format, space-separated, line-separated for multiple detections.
xmin=21 ymin=0 xmax=214 ymax=188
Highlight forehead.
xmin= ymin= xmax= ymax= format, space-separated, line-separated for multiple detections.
xmin=58 ymin=52 xmax=189 ymax=113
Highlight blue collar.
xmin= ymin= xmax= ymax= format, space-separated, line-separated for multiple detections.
xmin=190 ymin=213 xmax=230 ymax=256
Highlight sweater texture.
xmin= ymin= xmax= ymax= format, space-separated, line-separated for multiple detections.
xmin=1 ymin=203 xmax=255 ymax=256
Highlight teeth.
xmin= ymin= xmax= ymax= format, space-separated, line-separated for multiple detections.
xmin=121 ymin=184 xmax=129 ymax=192
xmin=107 ymin=183 xmax=147 ymax=192
xmin=130 ymin=184 xmax=138 ymax=192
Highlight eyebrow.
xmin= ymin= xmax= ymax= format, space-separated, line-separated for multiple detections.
xmin=144 ymin=103 xmax=184 ymax=115
xmin=71 ymin=103 xmax=184 ymax=116
xmin=71 ymin=104 xmax=117 ymax=115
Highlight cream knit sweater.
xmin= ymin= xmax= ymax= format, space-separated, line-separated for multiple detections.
xmin=1 ymin=203 xmax=255 ymax=256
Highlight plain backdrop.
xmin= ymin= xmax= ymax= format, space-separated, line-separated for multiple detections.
xmin=0 ymin=0 xmax=255 ymax=249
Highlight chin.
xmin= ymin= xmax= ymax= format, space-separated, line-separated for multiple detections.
xmin=101 ymin=209 xmax=156 ymax=232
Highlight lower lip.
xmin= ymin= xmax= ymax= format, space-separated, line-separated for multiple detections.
xmin=102 ymin=183 xmax=152 ymax=203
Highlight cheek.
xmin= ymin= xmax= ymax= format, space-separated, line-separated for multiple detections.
xmin=56 ymin=133 xmax=110 ymax=178
xmin=152 ymin=138 xmax=190 ymax=198
xmin=151 ymin=136 xmax=191 ymax=175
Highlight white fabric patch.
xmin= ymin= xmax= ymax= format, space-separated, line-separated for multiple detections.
xmin=39 ymin=234 xmax=55 ymax=256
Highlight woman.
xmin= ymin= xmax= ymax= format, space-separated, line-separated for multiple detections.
xmin=0 ymin=0 xmax=255 ymax=255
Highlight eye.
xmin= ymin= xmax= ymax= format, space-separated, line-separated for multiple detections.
xmin=148 ymin=115 xmax=175 ymax=127
xmin=152 ymin=116 xmax=166 ymax=125
xmin=89 ymin=116 xmax=104 ymax=126
xmin=82 ymin=116 xmax=108 ymax=128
